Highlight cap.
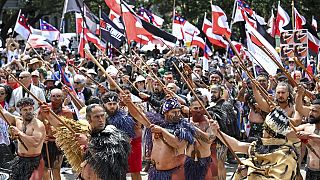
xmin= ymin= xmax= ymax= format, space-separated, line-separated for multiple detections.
xmin=31 ymin=70 xmax=40 ymax=77
xmin=87 ymin=69 xmax=97 ymax=75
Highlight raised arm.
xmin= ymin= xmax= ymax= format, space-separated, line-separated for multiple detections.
xmin=252 ymin=81 xmax=270 ymax=113
xmin=122 ymin=94 xmax=150 ymax=127
xmin=0 ymin=106 xmax=18 ymax=126
xmin=295 ymin=85 xmax=311 ymax=117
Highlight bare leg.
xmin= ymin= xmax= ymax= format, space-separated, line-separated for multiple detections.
xmin=217 ymin=160 xmax=226 ymax=180
xmin=131 ymin=172 xmax=142 ymax=180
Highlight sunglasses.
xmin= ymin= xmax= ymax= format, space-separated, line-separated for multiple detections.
xmin=51 ymin=95 xmax=62 ymax=98
xmin=74 ymin=81 xmax=82 ymax=84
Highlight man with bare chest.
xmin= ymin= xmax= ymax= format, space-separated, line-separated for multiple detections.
xmin=0 ymin=97 xmax=46 ymax=179
xmin=185 ymin=97 xmax=218 ymax=180
xmin=294 ymin=98 xmax=320 ymax=180
xmin=125 ymin=97 xmax=195 ymax=180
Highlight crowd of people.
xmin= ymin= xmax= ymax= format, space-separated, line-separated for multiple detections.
xmin=0 ymin=36 xmax=319 ymax=180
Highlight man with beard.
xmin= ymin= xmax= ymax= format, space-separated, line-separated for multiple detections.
xmin=42 ymin=103 xmax=131 ymax=179
xmin=38 ymin=88 xmax=73 ymax=180
xmin=207 ymin=84 xmax=240 ymax=180
xmin=237 ymin=74 xmax=272 ymax=139
xmin=253 ymin=81 xmax=295 ymax=118
xmin=124 ymin=96 xmax=195 ymax=180
xmin=293 ymin=85 xmax=320 ymax=180
xmin=101 ymin=91 xmax=142 ymax=180
xmin=184 ymin=97 xmax=218 ymax=180
xmin=0 ymin=97 xmax=46 ymax=179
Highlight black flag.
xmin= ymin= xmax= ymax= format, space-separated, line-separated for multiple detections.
xmin=100 ymin=12 xmax=125 ymax=48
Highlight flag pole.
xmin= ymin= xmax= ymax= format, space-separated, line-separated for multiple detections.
xmin=119 ymin=0 xmax=133 ymax=60
xmin=172 ymin=0 xmax=176 ymax=27
xmin=60 ymin=0 xmax=68 ymax=32
xmin=292 ymin=0 xmax=295 ymax=30
xmin=81 ymin=0 xmax=85 ymax=58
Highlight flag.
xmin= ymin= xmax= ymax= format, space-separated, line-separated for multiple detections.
xmin=40 ymin=19 xmax=60 ymax=42
xmin=14 ymin=10 xmax=31 ymax=40
xmin=294 ymin=10 xmax=320 ymax=53
xmin=267 ymin=10 xmax=276 ymax=37
xmin=105 ymin=0 xmax=177 ymax=43
xmin=26 ymin=34 xmax=53 ymax=50
xmin=109 ymin=9 xmax=124 ymax=29
xmin=172 ymin=15 xmax=200 ymax=42
xmin=312 ymin=16 xmax=317 ymax=32
xmin=245 ymin=23 xmax=283 ymax=75
xmin=62 ymin=0 xmax=83 ymax=14
xmin=233 ymin=0 xmax=254 ymax=23
xmin=275 ymin=3 xmax=291 ymax=36
xmin=137 ymin=7 xmax=164 ymax=28
xmin=202 ymin=17 xmax=228 ymax=48
xmin=294 ymin=8 xmax=306 ymax=30
xmin=211 ymin=5 xmax=231 ymax=38
xmin=100 ymin=12 xmax=125 ymax=48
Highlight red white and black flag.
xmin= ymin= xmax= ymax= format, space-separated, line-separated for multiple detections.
xmin=14 ymin=10 xmax=31 ymax=40
xmin=104 ymin=0 xmax=177 ymax=43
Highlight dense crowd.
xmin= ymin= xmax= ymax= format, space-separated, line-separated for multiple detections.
xmin=0 ymin=37 xmax=319 ymax=180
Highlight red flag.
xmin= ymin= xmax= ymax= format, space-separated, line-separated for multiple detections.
xmin=14 ymin=10 xmax=31 ymax=39
xmin=294 ymin=8 xmax=306 ymax=30
xmin=211 ymin=5 xmax=231 ymax=38
xmin=202 ymin=17 xmax=227 ymax=48
xmin=275 ymin=3 xmax=290 ymax=36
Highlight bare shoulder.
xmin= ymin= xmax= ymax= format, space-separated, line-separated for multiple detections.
xmin=303 ymin=123 xmax=315 ymax=132
xmin=33 ymin=118 xmax=45 ymax=129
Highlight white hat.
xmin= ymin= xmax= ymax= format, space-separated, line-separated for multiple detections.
xmin=134 ymin=75 xmax=146 ymax=84
xmin=87 ymin=69 xmax=97 ymax=75
xmin=31 ymin=70 xmax=40 ymax=77
xmin=106 ymin=65 xmax=119 ymax=76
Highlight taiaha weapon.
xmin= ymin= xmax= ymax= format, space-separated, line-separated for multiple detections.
xmin=45 ymin=142 xmax=53 ymax=180
xmin=70 ymin=64 xmax=107 ymax=90
xmin=0 ymin=109 xmax=28 ymax=151
xmin=27 ymin=44 xmax=85 ymax=109
xmin=93 ymin=45 xmax=144 ymax=94
xmin=3 ymin=68 xmax=76 ymax=134
xmin=249 ymin=33 xmax=314 ymax=101
xmin=171 ymin=62 xmax=242 ymax=164
xmin=131 ymin=50 xmax=167 ymax=89
xmin=293 ymin=57 xmax=319 ymax=83
xmin=225 ymin=36 xmax=320 ymax=159
xmin=159 ymin=40 xmax=209 ymax=87
xmin=84 ymin=49 xmax=152 ymax=127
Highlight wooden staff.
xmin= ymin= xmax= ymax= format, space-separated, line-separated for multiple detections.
xmin=93 ymin=46 xmax=143 ymax=93
xmin=3 ymin=68 xmax=76 ymax=134
xmin=113 ymin=48 xmax=144 ymax=72
xmin=160 ymin=40 xmax=209 ymax=87
xmin=172 ymin=62 xmax=242 ymax=164
xmin=84 ymin=49 xmax=151 ymax=127
xmin=225 ymin=37 xmax=274 ymax=107
xmin=45 ymin=142 xmax=53 ymax=180
xmin=226 ymin=37 xmax=320 ymax=159
xmin=70 ymin=64 xmax=104 ymax=87
xmin=249 ymin=33 xmax=314 ymax=100
xmin=0 ymin=109 xmax=28 ymax=151
xmin=27 ymin=44 xmax=85 ymax=109
xmin=131 ymin=50 xmax=166 ymax=89
xmin=293 ymin=57 xmax=319 ymax=83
